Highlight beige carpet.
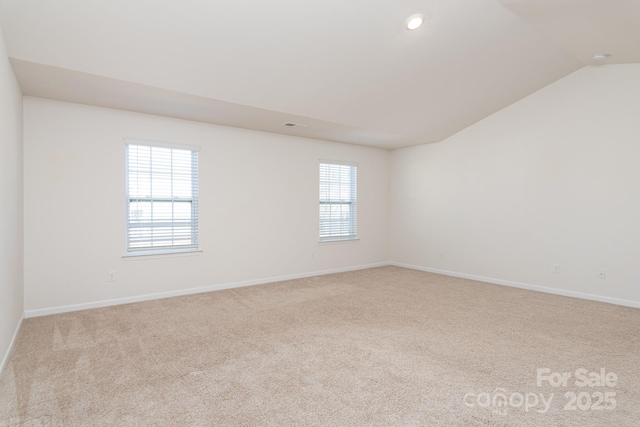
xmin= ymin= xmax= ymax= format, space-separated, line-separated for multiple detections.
xmin=1 ymin=266 xmax=639 ymax=426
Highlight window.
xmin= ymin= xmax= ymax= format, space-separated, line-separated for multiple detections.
xmin=319 ymin=161 xmax=357 ymax=241
xmin=125 ymin=140 xmax=199 ymax=255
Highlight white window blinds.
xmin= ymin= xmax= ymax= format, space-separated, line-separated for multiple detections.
xmin=319 ymin=162 xmax=357 ymax=241
xmin=125 ymin=141 xmax=199 ymax=254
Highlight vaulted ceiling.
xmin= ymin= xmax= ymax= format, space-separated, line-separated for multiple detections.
xmin=1 ymin=0 xmax=638 ymax=149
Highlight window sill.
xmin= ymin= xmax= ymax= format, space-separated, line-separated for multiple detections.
xmin=318 ymin=237 xmax=360 ymax=245
xmin=122 ymin=249 xmax=203 ymax=260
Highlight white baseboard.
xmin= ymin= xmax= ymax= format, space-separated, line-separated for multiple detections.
xmin=25 ymin=260 xmax=638 ymax=319
xmin=390 ymin=262 xmax=640 ymax=309
xmin=24 ymin=262 xmax=390 ymax=318
xmin=0 ymin=313 xmax=24 ymax=377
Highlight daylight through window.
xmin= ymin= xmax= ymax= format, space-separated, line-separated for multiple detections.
xmin=319 ymin=162 xmax=357 ymax=241
xmin=126 ymin=141 xmax=199 ymax=254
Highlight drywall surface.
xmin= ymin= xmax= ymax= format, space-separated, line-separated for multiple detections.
xmin=23 ymin=98 xmax=389 ymax=311
xmin=390 ymin=64 xmax=640 ymax=304
xmin=0 ymin=23 xmax=24 ymax=367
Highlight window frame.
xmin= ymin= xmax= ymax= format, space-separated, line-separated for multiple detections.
xmin=319 ymin=160 xmax=358 ymax=243
xmin=123 ymin=138 xmax=201 ymax=257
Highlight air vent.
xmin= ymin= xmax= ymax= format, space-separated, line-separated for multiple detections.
xmin=282 ymin=122 xmax=308 ymax=128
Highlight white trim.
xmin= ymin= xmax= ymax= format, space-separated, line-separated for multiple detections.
xmin=24 ymin=262 xmax=390 ymax=318
xmin=124 ymin=137 xmax=201 ymax=152
xmin=22 ymin=261 xmax=640 ymax=319
xmin=319 ymin=159 xmax=358 ymax=167
xmin=0 ymin=313 xmax=24 ymax=377
xmin=318 ymin=237 xmax=360 ymax=244
xmin=390 ymin=262 xmax=640 ymax=309
xmin=122 ymin=249 xmax=203 ymax=260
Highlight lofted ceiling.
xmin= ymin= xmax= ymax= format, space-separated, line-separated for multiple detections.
xmin=0 ymin=0 xmax=638 ymax=149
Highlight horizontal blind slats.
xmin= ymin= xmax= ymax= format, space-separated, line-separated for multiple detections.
xmin=319 ymin=162 xmax=357 ymax=240
xmin=126 ymin=144 xmax=199 ymax=252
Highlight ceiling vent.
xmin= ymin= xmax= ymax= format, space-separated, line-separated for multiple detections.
xmin=282 ymin=122 xmax=308 ymax=128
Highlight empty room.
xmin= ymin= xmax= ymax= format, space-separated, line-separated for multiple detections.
xmin=1 ymin=0 xmax=639 ymax=425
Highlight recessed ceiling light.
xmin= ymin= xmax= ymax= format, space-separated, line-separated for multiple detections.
xmin=406 ymin=14 xmax=424 ymax=31
xmin=593 ymin=53 xmax=611 ymax=61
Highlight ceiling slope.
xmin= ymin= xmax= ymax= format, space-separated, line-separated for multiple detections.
xmin=1 ymin=0 xmax=634 ymax=148
xmin=500 ymin=0 xmax=640 ymax=65
xmin=11 ymin=59 xmax=423 ymax=149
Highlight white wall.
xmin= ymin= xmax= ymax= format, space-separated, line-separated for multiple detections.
xmin=0 ymin=24 xmax=24 ymax=366
xmin=390 ymin=64 xmax=640 ymax=304
xmin=22 ymin=64 xmax=640 ymax=314
xmin=23 ymin=98 xmax=389 ymax=312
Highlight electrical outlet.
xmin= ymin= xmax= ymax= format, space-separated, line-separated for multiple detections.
xmin=439 ymin=251 xmax=444 ymax=259
xmin=552 ymin=264 xmax=560 ymax=274
xmin=598 ymin=269 xmax=606 ymax=279
xmin=108 ymin=270 xmax=116 ymax=282
xmin=310 ymin=252 xmax=315 ymax=260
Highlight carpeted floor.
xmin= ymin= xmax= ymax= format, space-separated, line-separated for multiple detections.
xmin=1 ymin=266 xmax=639 ymax=426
